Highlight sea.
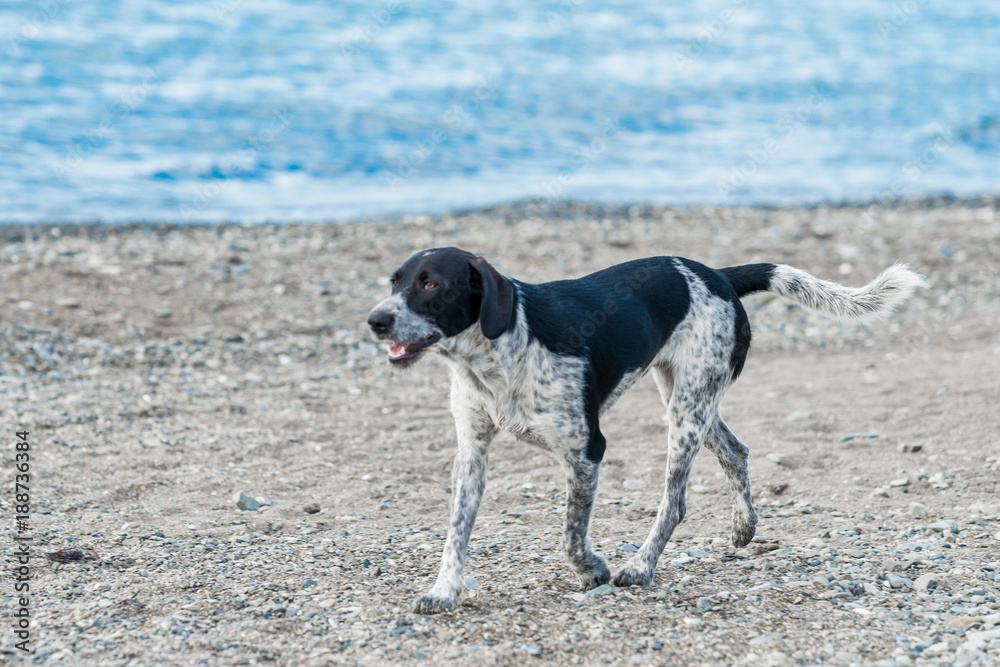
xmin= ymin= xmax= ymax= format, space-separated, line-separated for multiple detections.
xmin=1 ymin=0 xmax=998 ymax=223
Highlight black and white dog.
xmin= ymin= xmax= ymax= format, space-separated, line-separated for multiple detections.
xmin=367 ymin=247 xmax=923 ymax=613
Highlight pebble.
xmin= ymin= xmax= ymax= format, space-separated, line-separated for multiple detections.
xmin=303 ymin=502 xmax=321 ymax=514
xmin=806 ymin=538 xmax=826 ymax=549
xmin=234 ymin=491 xmax=260 ymax=512
xmin=584 ymin=584 xmax=616 ymax=598
xmin=765 ymin=453 xmax=784 ymax=465
xmin=889 ymin=477 xmax=910 ymax=487
xmin=463 ymin=577 xmax=479 ymax=591
xmin=885 ymin=573 xmax=914 ymax=589
xmin=930 ymin=520 xmax=958 ymax=534
xmin=909 ymin=502 xmax=929 ymax=517
xmin=967 ymin=628 xmax=1000 ymax=643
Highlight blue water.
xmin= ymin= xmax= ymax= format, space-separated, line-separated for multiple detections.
xmin=1 ymin=0 xmax=998 ymax=223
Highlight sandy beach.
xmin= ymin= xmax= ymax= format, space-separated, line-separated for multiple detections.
xmin=2 ymin=198 xmax=1000 ymax=666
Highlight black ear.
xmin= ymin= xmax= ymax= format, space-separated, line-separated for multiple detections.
xmin=470 ymin=256 xmax=514 ymax=339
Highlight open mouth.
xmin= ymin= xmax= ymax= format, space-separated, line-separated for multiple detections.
xmin=387 ymin=332 xmax=441 ymax=364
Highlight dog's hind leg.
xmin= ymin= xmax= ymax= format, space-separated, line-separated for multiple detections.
xmin=704 ymin=416 xmax=757 ymax=548
xmin=562 ymin=442 xmax=611 ymax=590
xmin=613 ymin=366 xmax=723 ymax=588
xmin=413 ymin=398 xmax=496 ymax=614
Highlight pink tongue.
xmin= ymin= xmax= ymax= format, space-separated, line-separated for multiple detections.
xmin=389 ymin=342 xmax=407 ymax=357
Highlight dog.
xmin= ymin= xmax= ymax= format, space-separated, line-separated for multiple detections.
xmin=367 ymin=247 xmax=923 ymax=613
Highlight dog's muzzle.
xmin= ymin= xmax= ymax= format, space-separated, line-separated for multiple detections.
xmin=367 ymin=310 xmax=441 ymax=365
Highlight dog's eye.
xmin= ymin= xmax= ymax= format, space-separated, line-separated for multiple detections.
xmin=390 ymin=278 xmax=399 ymax=287
xmin=423 ymin=280 xmax=437 ymax=290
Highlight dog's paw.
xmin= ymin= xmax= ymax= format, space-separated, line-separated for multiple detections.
xmin=612 ymin=565 xmax=653 ymax=588
xmin=579 ymin=559 xmax=611 ymax=591
xmin=731 ymin=505 xmax=758 ymax=548
xmin=413 ymin=592 xmax=457 ymax=615
xmin=731 ymin=521 xmax=756 ymax=549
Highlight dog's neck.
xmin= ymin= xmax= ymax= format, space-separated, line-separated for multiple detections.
xmin=435 ymin=295 xmax=532 ymax=394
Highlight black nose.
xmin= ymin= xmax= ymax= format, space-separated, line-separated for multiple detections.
xmin=368 ymin=310 xmax=393 ymax=335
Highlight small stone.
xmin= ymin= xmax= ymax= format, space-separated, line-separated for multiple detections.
xmin=967 ymin=628 xmax=1000 ymax=643
xmin=898 ymin=443 xmax=923 ymax=453
xmin=56 ymin=297 xmax=81 ymax=308
xmin=696 ymin=597 xmax=712 ymax=611
xmin=623 ymin=479 xmax=646 ymax=489
xmin=523 ymin=644 xmax=541 ymax=656
xmin=914 ymin=574 xmax=938 ymax=591
xmin=303 ymin=579 xmax=317 ymax=588
xmin=909 ymin=502 xmax=929 ymax=517
xmin=17 ymin=300 xmax=35 ymax=311
xmin=931 ymin=520 xmax=958 ymax=534
xmin=765 ymin=453 xmax=783 ymax=465
xmin=463 ymin=577 xmax=479 ymax=591
xmin=871 ymin=487 xmax=890 ymax=498
xmin=361 ymin=474 xmax=373 ymax=482
xmin=922 ymin=641 xmax=949 ymax=656
xmin=806 ymin=538 xmax=826 ymax=549
xmin=689 ymin=484 xmax=709 ymax=494
xmin=929 ymin=471 xmax=952 ymax=489
xmin=621 ymin=543 xmax=639 ymax=552
xmin=234 ymin=492 xmax=260 ymax=511
xmin=889 ymin=477 xmax=910 ymax=487
xmin=686 ymin=549 xmax=710 ymax=559
xmin=885 ymin=573 xmax=914 ymax=589
xmin=571 ymin=592 xmax=586 ymax=602
xmin=584 ymin=584 xmax=615 ymax=598
xmin=844 ymin=548 xmax=866 ymax=558
xmin=786 ymin=409 xmax=810 ymax=422
xmin=303 ymin=502 xmax=321 ymax=514
xmin=522 ymin=482 xmax=535 ymax=490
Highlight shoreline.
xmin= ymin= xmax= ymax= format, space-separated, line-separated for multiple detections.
xmin=0 ymin=195 xmax=998 ymax=234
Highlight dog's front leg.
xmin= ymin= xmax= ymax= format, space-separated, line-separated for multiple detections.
xmin=413 ymin=403 xmax=495 ymax=614
xmin=563 ymin=445 xmax=611 ymax=590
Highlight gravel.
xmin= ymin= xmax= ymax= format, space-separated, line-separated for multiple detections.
xmin=1 ymin=198 xmax=999 ymax=665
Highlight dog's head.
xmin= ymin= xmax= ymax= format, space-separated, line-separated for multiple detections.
xmin=367 ymin=247 xmax=514 ymax=366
